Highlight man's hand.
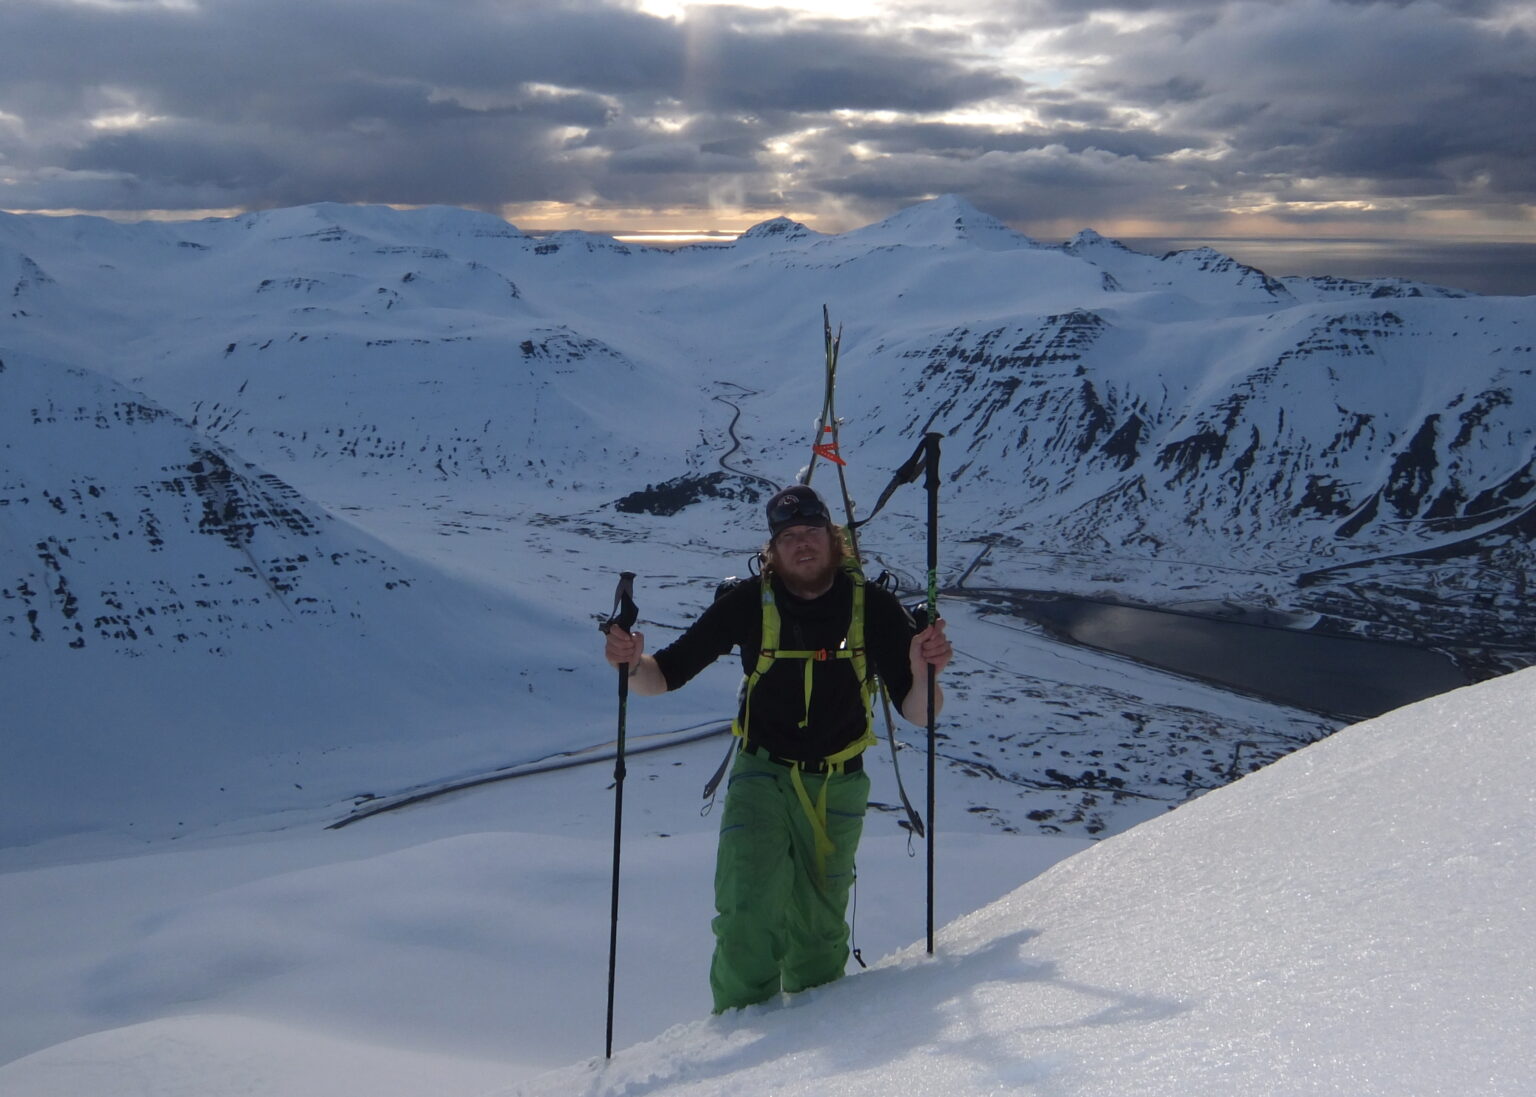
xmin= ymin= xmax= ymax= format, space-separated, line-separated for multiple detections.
xmin=910 ymin=618 xmax=953 ymax=675
xmin=899 ymin=618 xmax=949 ymax=725
xmin=604 ymin=624 xmax=645 ymax=669
xmin=601 ymin=626 xmax=669 ymax=695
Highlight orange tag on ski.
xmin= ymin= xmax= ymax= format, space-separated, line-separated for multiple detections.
xmin=813 ymin=441 xmax=846 ymax=466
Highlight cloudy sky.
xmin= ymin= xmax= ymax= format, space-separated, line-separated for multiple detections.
xmin=3 ymin=0 xmax=1534 ymax=288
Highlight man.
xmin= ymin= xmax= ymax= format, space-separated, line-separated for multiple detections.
xmin=602 ymin=484 xmax=953 ymax=1011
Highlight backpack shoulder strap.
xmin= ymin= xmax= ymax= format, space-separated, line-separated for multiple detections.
xmin=731 ymin=561 xmax=876 ymax=750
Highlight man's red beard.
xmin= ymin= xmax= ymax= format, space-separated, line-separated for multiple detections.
xmin=772 ymin=536 xmax=839 ymax=593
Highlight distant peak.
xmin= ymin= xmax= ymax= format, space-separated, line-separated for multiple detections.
xmin=1161 ymin=246 xmax=1292 ymax=298
xmin=853 ymin=194 xmax=1038 ymax=251
xmin=912 ymin=193 xmax=1002 ymax=228
xmin=921 ymin=192 xmax=982 ymax=213
xmin=1064 ymin=228 xmax=1131 ymax=252
xmin=233 ymin=202 xmax=527 ymax=243
xmin=738 ymin=216 xmax=814 ymax=241
xmin=395 ymin=205 xmax=529 ymax=239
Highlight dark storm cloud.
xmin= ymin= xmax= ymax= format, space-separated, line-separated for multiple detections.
xmin=667 ymin=6 xmax=1018 ymax=113
xmin=2 ymin=0 xmax=1533 ymax=286
xmin=810 ymin=0 xmax=1536 ymax=240
xmin=977 ymin=0 xmax=1504 ymax=20
xmin=836 ymin=118 xmax=1198 ymax=162
xmin=0 ymin=0 xmax=1016 ymax=212
xmin=1081 ymin=1 xmax=1536 ymax=204
xmin=0 ymin=1 xmax=681 ymax=116
xmin=813 ymin=142 xmax=1188 ymax=227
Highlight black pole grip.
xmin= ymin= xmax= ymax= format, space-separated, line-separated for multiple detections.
xmin=601 ymin=572 xmax=639 ymax=634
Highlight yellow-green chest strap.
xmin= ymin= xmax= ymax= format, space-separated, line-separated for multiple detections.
xmin=730 ymin=569 xmax=877 ymax=766
xmin=729 ymin=566 xmax=879 ymax=876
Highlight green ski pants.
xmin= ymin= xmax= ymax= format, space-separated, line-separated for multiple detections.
xmin=709 ymin=748 xmax=870 ymax=1012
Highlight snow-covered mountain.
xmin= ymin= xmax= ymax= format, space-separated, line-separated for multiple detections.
xmin=0 ymin=345 xmax=649 ymax=846
xmin=2 ymin=195 xmax=1531 ymax=849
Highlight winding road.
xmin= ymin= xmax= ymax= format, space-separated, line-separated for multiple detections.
xmin=711 ymin=388 xmax=781 ymax=492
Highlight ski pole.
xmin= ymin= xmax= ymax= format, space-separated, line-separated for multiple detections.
xmin=922 ymin=432 xmax=941 ymax=955
xmin=598 ymin=572 xmax=639 ymax=1059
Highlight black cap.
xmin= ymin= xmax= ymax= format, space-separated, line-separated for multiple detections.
xmin=766 ymin=484 xmax=831 ymax=538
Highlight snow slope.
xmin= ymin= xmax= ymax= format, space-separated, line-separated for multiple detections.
xmin=1 ymin=666 xmax=1530 ymax=1097
xmin=511 ymin=668 xmax=1536 ymax=1097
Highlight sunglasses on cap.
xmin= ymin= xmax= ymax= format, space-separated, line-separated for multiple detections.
xmin=768 ymin=492 xmax=830 ymax=528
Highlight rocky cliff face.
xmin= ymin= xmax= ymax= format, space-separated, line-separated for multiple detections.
xmin=0 ymin=351 xmax=423 ymax=654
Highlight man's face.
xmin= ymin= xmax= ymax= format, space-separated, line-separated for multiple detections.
xmin=774 ymin=524 xmax=836 ymax=588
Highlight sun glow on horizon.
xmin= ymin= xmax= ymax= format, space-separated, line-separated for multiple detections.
xmin=6 ymin=200 xmax=1533 ymax=254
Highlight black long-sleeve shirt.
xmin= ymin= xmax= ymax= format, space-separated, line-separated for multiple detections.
xmin=652 ymin=571 xmax=917 ymax=761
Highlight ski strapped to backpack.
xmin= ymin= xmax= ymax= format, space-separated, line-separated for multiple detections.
xmin=701 ymin=307 xmax=929 ymax=845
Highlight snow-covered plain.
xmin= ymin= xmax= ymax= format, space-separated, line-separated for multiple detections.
xmin=3 ymin=197 xmax=1533 ymax=1094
